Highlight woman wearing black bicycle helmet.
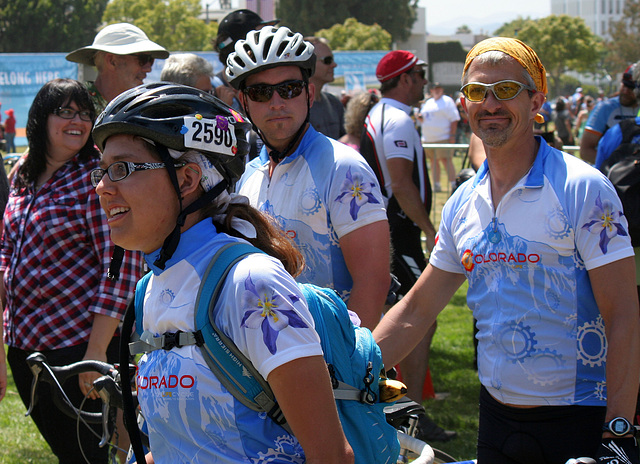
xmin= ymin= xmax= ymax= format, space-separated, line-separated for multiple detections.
xmin=92 ymin=83 xmax=353 ymax=464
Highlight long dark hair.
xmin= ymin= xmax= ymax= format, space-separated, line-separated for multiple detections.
xmin=15 ymin=78 xmax=98 ymax=191
xmin=214 ymin=203 xmax=305 ymax=278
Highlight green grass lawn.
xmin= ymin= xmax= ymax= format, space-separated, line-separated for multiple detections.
xmin=0 ymin=361 xmax=56 ymax=463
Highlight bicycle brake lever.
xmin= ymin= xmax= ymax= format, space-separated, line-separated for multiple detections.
xmin=25 ymin=352 xmax=47 ymax=416
xmin=94 ymin=375 xmax=114 ymax=447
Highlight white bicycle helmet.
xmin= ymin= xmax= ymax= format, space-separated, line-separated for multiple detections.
xmin=226 ymin=26 xmax=316 ymax=89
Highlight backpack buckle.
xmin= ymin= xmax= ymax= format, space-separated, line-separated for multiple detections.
xmin=162 ymin=331 xmax=183 ymax=350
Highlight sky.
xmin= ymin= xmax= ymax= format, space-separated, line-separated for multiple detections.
xmin=420 ymin=0 xmax=552 ymax=35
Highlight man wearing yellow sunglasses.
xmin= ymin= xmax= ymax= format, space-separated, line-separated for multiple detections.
xmin=374 ymin=37 xmax=640 ymax=464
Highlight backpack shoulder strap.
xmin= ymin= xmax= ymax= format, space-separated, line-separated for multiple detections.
xmin=134 ymin=272 xmax=153 ymax=336
xmin=619 ymin=118 xmax=640 ymax=143
xmin=195 ymin=242 xmax=289 ymax=428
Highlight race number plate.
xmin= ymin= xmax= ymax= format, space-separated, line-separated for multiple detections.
xmin=183 ymin=115 xmax=238 ymax=156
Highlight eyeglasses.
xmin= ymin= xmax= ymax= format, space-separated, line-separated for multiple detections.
xmin=53 ymin=107 xmax=93 ymax=121
xmin=461 ymin=80 xmax=535 ymax=102
xmin=90 ymin=161 xmax=186 ymax=187
xmin=133 ymin=54 xmax=154 ymax=67
xmin=318 ymin=55 xmax=334 ymax=66
xmin=243 ymin=80 xmax=306 ymax=103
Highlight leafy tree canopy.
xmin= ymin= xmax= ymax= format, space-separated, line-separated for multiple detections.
xmin=456 ymin=25 xmax=472 ymax=35
xmin=496 ymin=15 xmax=602 ymax=97
xmin=0 ymin=0 xmax=109 ymax=52
xmin=493 ymin=16 xmax=535 ymax=37
xmin=276 ymin=0 xmax=417 ymax=43
xmin=315 ymin=18 xmax=391 ymax=50
xmin=605 ymin=0 xmax=640 ymax=74
xmin=103 ymin=0 xmax=218 ymax=51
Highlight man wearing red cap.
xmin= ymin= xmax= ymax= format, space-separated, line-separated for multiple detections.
xmin=374 ymin=38 xmax=640 ymax=464
xmin=361 ymin=50 xmax=453 ymax=442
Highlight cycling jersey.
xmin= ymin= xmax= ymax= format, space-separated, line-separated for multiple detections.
xmin=362 ymin=97 xmax=432 ymax=292
xmin=136 ymin=219 xmax=323 ymax=463
xmin=236 ymin=125 xmax=387 ymax=301
xmin=364 ymin=98 xmax=430 ymax=208
xmin=431 ymin=137 xmax=633 ymax=406
xmin=584 ymin=96 xmax=639 ymax=136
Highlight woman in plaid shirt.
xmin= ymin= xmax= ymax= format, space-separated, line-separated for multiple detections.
xmin=0 ymin=78 xmax=142 ymax=464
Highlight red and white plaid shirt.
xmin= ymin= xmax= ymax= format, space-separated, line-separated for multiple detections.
xmin=1 ymin=153 xmax=143 ymax=351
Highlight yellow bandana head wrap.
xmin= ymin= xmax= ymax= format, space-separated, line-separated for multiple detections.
xmin=463 ymin=37 xmax=547 ymax=124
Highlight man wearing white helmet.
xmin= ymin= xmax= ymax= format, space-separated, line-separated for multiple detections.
xmin=227 ymin=27 xmax=391 ymax=330
xmin=66 ymin=23 xmax=169 ymax=113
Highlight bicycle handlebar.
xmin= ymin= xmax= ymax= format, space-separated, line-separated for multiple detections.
xmin=25 ymin=352 xmax=134 ymax=448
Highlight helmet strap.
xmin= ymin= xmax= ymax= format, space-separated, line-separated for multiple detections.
xmin=107 ymin=245 xmax=125 ymax=281
xmin=154 ymin=179 xmax=228 ymax=270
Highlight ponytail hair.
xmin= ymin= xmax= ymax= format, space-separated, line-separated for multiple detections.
xmin=203 ymin=201 xmax=305 ymax=278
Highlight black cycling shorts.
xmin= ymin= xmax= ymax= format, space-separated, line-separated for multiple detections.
xmin=387 ymin=197 xmax=427 ymax=297
xmin=477 ymin=386 xmax=605 ymax=464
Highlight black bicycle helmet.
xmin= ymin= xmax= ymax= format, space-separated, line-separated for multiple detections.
xmin=93 ymin=82 xmax=250 ymax=188
xmin=93 ymin=82 xmax=252 ymax=274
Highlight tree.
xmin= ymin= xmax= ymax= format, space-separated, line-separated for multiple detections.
xmin=315 ymin=18 xmax=391 ymax=50
xmin=456 ymin=25 xmax=472 ymax=35
xmin=605 ymin=0 xmax=640 ymax=73
xmin=493 ymin=16 xmax=535 ymax=37
xmin=500 ymin=15 xmax=602 ymax=97
xmin=103 ymin=0 xmax=218 ymax=51
xmin=0 ymin=0 xmax=109 ymax=52
xmin=276 ymin=0 xmax=417 ymax=44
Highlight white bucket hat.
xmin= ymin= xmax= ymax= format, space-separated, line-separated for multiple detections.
xmin=66 ymin=23 xmax=169 ymax=66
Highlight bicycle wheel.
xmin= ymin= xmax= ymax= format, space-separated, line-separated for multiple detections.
xmin=433 ymin=448 xmax=459 ymax=463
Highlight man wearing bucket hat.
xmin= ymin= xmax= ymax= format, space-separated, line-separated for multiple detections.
xmin=66 ymin=23 xmax=169 ymax=113
xmin=360 ymin=49 xmax=454 ymax=443
xmin=373 ymin=37 xmax=640 ymax=464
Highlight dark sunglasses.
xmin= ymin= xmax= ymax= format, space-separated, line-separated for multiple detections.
xmin=318 ymin=55 xmax=334 ymax=66
xmin=409 ymin=68 xmax=426 ymax=80
xmin=53 ymin=107 xmax=93 ymax=121
xmin=133 ymin=54 xmax=154 ymax=66
xmin=461 ymin=80 xmax=535 ymax=102
xmin=243 ymin=80 xmax=306 ymax=103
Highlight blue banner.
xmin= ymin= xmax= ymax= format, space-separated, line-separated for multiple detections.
xmin=0 ymin=53 xmax=77 ymax=149
xmin=0 ymin=50 xmax=386 ymax=150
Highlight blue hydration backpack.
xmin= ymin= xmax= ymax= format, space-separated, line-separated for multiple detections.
xmin=131 ymin=242 xmax=400 ymax=464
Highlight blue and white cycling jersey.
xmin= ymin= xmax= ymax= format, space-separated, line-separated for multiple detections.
xmin=237 ymin=125 xmax=387 ymax=301
xmin=136 ymin=220 xmax=323 ymax=463
xmin=431 ymin=137 xmax=634 ymax=406
xmin=584 ymin=96 xmax=638 ymax=136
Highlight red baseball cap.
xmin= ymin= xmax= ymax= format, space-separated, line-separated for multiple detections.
xmin=376 ymin=50 xmax=426 ymax=83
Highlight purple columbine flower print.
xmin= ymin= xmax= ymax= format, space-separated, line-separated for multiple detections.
xmin=240 ymin=272 xmax=309 ymax=355
xmin=581 ymin=192 xmax=627 ymax=254
xmin=335 ymin=167 xmax=380 ymax=220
